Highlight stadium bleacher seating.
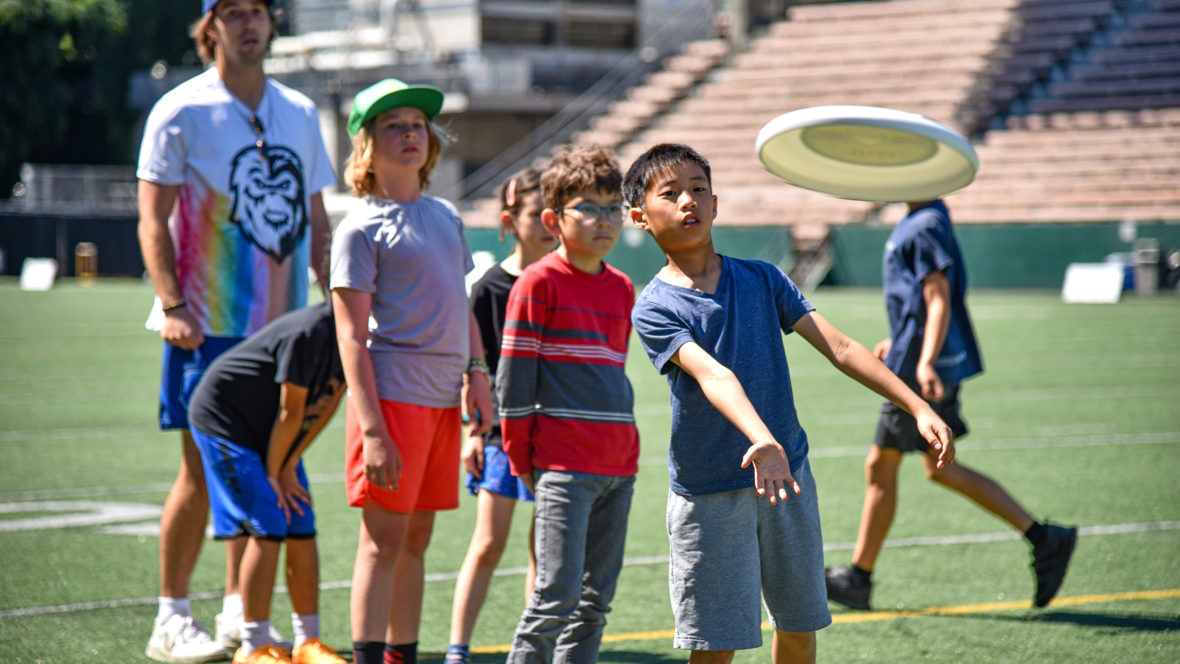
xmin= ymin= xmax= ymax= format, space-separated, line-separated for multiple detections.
xmin=616 ymin=0 xmax=1018 ymax=227
xmin=463 ymin=0 xmax=1180 ymax=242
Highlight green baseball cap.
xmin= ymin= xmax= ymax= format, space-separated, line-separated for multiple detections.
xmin=348 ymin=79 xmax=445 ymax=138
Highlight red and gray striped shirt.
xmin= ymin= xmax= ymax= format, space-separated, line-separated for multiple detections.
xmin=496 ymin=252 xmax=639 ymax=477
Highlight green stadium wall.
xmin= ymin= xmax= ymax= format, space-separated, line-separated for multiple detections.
xmin=465 ymin=225 xmax=795 ymax=285
xmin=828 ymin=222 xmax=1180 ymax=288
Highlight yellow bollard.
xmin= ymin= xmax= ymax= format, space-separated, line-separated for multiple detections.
xmin=75 ymin=242 xmax=97 ymax=286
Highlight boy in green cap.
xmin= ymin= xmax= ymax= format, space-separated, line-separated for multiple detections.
xmin=330 ymin=79 xmax=494 ymax=664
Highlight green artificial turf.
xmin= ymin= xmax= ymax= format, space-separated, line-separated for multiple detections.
xmin=1 ymin=278 xmax=1178 ymax=663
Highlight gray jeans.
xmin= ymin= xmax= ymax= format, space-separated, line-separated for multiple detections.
xmin=506 ymin=469 xmax=636 ymax=664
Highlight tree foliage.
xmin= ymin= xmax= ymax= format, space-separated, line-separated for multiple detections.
xmin=0 ymin=0 xmax=126 ymax=194
xmin=0 ymin=0 xmax=202 ymax=198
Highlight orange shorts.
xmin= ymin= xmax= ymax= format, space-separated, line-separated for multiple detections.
xmin=345 ymin=399 xmax=462 ymax=514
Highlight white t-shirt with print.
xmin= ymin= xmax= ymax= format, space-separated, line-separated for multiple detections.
xmin=138 ymin=68 xmax=335 ymax=338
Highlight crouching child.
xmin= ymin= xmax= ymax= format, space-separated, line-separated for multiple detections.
xmin=189 ymin=301 xmax=347 ymax=664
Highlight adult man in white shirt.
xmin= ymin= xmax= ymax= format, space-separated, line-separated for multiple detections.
xmin=138 ymin=1 xmax=335 ymax=661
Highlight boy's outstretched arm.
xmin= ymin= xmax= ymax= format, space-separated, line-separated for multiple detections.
xmin=791 ymin=311 xmax=956 ymax=468
xmin=671 ymin=342 xmax=800 ymax=504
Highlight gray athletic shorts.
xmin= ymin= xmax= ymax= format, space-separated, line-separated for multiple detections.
xmin=666 ymin=458 xmax=831 ymax=651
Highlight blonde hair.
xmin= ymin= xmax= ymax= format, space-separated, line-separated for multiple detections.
xmin=345 ymin=115 xmax=444 ymax=197
xmin=189 ymin=5 xmax=279 ymax=64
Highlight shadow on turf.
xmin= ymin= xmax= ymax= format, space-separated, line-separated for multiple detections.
xmin=980 ymin=611 xmax=1180 ymax=632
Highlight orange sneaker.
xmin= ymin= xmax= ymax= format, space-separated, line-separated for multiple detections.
xmin=232 ymin=645 xmax=292 ymax=664
xmin=291 ymin=638 xmax=346 ymax=664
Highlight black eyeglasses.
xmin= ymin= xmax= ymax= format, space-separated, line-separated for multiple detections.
xmin=249 ymin=115 xmax=266 ymax=159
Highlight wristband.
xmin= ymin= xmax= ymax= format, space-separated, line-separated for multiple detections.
xmin=467 ymin=358 xmax=490 ymax=375
xmin=162 ymin=299 xmax=187 ymax=312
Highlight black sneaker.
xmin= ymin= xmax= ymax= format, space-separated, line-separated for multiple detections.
xmin=825 ymin=565 xmax=872 ymax=611
xmin=1031 ymin=523 xmax=1077 ymax=608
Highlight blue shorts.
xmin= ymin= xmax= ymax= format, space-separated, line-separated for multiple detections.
xmin=191 ymin=428 xmax=316 ymax=541
xmin=159 ymin=336 xmax=242 ymax=430
xmin=465 ymin=436 xmax=534 ymax=502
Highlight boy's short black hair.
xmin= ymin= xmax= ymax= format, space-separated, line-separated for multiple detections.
xmin=622 ymin=143 xmax=712 ymax=208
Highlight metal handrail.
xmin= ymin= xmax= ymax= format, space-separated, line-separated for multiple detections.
xmin=444 ymin=0 xmax=715 ymax=202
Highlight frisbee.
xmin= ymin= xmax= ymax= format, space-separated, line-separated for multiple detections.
xmin=755 ymin=106 xmax=979 ymax=202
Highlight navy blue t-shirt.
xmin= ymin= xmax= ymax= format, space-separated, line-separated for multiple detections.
xmin=632 ymin=257 xmax=814 ymax=496
xmin=882 ymin=201 xmax=983 ymax=386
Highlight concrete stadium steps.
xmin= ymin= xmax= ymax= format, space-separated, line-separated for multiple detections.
xmin=713 ymin=57 xmax=992 ymax=85
xmin=460 ymin=197 xmax=502 ymax=229
xmin=946 ymin=109 xmax=1180 ymax=223
xmin=607 ymin=0 xmax=1017 ymax=227
xmin=780 ymin=0 xmax=1016 ymax=23
xmin=463 ymin=0 xmax=1179 ymax=232
xmin=570 ymin=39 xmax=729 ymax=148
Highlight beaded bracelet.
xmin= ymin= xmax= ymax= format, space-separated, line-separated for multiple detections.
xmin=161 ymin=299 xmax=187 ymax=312
xmin=467 ymin=358 xmax=490 ymax=375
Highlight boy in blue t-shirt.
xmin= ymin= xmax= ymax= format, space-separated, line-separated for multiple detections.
xmin=625 ymin=144 xmax=956 ymax=664
xmin=824 ymin=201 xmax=1077 ymax=612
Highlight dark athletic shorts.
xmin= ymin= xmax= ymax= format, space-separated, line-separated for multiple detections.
xmin=874 ymin=377 xmax=969 ymax=454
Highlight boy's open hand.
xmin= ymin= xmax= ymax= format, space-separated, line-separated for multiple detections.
xmin=873 ymin=337 xmax=892 ymax=361
xmin=278 ymin=466 xmax=311 ymax=517
xmin=462 ymin=433 xmax=485 ymax=480
xmin=741 ymin=440 xmax=801 ymax=504
xmin=363 ymin=431 xmax=402 ymax=492
xmin=916 ymin=407 xmax=956 ymax=468
xmin=267 ymin=475 xmax=293 ymax=525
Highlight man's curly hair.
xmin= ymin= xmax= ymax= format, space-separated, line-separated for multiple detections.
xmin=541 ymin=145 xmax=623 ymax=210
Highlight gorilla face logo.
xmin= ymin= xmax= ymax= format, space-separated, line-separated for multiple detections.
xmin=229 ymin=145 xmax=308 ymax=262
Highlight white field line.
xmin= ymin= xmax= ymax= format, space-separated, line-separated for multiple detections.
xmin=4 ymin=432 xmax=1177 ymax=501
xmin=0 ymin=425 xmax=161 ymax=443
xmin=0 ymin=421 xmax=346 ymax=444
xmin=805 ymin=430 xmax=1180 ymax=460
xmin=632 ymin=384 xmax=1180 ymax=417
xmin=643 ymin=430 xmax=1180 ymax=464
xmin=0 ymin=474 xmax=347 ymax=502
xmin=0 ymin=501 xmax=162 ymax=532
xmin=2 ymin=520 xmax=1178 ymax=620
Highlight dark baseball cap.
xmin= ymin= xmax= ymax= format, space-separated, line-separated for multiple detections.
xmin=203 ymin=0 xmax=273 ymax=15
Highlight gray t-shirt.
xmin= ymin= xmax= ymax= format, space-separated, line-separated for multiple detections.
xmin=330 ymin=195 xmax=475 ymax=408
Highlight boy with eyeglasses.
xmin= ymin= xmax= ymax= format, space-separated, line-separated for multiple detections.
xmin=497 ymin=145 xmax=640 ymax=664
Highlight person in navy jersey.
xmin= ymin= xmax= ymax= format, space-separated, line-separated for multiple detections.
xmin=824 ymin=200 xmax=1078 ymax=612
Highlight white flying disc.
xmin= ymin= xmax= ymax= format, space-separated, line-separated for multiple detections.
xmin=755 ymin=106 xmax=979 ymax=202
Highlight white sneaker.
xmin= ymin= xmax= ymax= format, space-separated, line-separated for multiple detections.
xmin=215 ymin=613 xmax=293 ymax=654
xmin=146 ymin=614 xmax=229 ymax=663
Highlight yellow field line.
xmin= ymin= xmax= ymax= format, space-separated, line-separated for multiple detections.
xmin=469 ymin=588 xmax=1180 ymax=654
